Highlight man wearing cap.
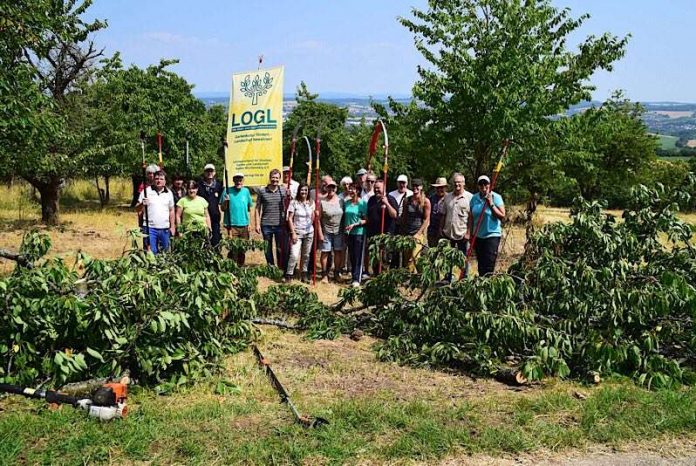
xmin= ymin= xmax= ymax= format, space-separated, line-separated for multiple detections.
xmin=198 ymin=164 xmax=223 ymax=248
xmin=136 ymin=163 xmax=159 ymax=250
xmin=428 ymin=177 xmax=449 ymax=247
xmin=389 ymin=174 xmax=413 ymax=217
xmin=440 ymin=173 xmax=473 ymax=277
xmin=255 ymin=168 xmax=288 ymax=267
xmin=136 ymin=170 xmax=176 ymax=254
xmin=282 ymin=166 xmax=299 ymax=200
xmin=220 ymin=172 xmax=254 ymax=265
xmin=469 ymin=174 xmax=506 ymax=276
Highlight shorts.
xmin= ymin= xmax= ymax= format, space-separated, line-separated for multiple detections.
xmin=226 ymin=225 xmax=250 ymax=239
xmin=321 ymin=231 xmax=345 ymax=252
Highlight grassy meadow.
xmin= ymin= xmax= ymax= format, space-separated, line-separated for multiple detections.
xmin=1 ymin=178 xmax=696 ymax=464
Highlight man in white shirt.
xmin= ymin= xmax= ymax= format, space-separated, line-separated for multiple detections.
xmin=388 ymin=174 xmax=413 ymax=216
xmin=282 ymin=166 xmax=299 ymax=199
xmin=137 ymin=171 xmax=175 ymax=254
xmin=361 ymin=171 xmax=376 ymax=202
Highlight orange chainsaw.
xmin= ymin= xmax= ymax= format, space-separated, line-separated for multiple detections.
xmin=0 ymin=378 xmax=128 ymax=421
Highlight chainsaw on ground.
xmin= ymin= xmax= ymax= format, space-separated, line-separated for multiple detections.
xmin=0 ymin=378 xmax=128 ymax=421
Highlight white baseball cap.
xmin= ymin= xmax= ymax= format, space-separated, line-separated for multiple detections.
xmin=204 ymin=163 xmax=216 ymax=171
xmin=356 ymin=168 xmax=368 ymax=176
xmin=233 ymin=172 xmax=244 ymax=179
xmin=396 ymin=174 xmax=408 ymax=183
xmin=282 ymin=166 xmax=290 ymax=172
xmin=477 ymin=175 xmax=491 ymax=184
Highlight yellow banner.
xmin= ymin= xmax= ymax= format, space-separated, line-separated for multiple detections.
xmin=226 ymin=66 xmax=284 ymax=187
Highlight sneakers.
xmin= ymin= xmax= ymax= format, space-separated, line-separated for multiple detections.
xmin=283 ymin=275 xmax=293 ymax=283
xmin=301 ymin=272 xmax=310 ymax=284
xmin=351 ymin=281 xmax=360 ymax=288
xmin=320 ymin=274 xmax=329 ymax=284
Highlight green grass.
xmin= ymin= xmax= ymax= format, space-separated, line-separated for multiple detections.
xmin=657 ymin=134 xmax=679 ymax=151
xmin=1 ymin=381 xmax=694 ymax=465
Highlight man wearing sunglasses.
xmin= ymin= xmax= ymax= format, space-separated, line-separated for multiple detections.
xmin=361 ymin=172 xmax=377 ymax=202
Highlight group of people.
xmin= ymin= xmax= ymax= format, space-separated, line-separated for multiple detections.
xmin=135 ymin=163 xmax=506 ymax=285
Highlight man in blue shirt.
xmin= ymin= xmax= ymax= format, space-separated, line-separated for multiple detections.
xmin=220 ymin=172 xmax=254 ymax=265
xmin=469 ymin=175 xmax=506 ymax=276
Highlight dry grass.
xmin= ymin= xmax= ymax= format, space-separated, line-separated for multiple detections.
xmin=1 ymin=180 xmax=694 ymax=279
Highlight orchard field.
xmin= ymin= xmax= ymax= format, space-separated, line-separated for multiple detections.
xmin=1 ymin=179 xmax=695 ymax=465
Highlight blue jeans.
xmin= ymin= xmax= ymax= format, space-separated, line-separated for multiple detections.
xmin=261 ymin=224 xmax=287 ymax=267
xmin=346 ymin=234 xmax=365 ymax=283
xmin=149 ymin=228 xmax=171 ymax=254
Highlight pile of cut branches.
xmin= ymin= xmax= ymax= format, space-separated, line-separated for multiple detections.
xmin=268 ymin=182 xmax=696 ymax=388
xmin=0 ymin=231 xmax=275 ymax=391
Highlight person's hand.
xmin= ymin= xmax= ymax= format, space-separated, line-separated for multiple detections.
xmin=381 ymin=197 xmax=390 ymax=207
xmin=291 ymin=232 xmax=298 ymax=244
xmin=345 ymin=223 xmax=354 ymax=233
xmin=170 ymin=227 xmax=176 ymax=236
xmin=255 ymin=224 xmax=261 ymax=235
xmin=141 ymin=198 xmax=149 ymax=206
xmin=486 ymin=193 xmax=494 ymax=207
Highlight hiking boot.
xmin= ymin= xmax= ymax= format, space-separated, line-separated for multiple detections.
xmin=284 ymin=275 xmax=293 ymax=283
xmin=301 ymin=272 xmax=310 ymax=283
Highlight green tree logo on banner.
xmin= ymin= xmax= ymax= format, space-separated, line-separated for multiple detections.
xmin=240 ymin=72 xmax=274 ymax=105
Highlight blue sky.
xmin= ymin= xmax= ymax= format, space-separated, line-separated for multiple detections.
xmin=85 ymin=0 xmax=696 ymax=101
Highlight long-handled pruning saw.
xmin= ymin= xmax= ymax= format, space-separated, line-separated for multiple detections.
xmin=367 ymin=120 xmax=389 ymax=274
xmin=252 ymin=345 xmax=328 ymax=428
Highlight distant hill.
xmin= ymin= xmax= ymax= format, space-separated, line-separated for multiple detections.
xmin=197 ymin=92 xmax=696 ymax=139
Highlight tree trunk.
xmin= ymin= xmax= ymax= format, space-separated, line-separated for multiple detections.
xmin=104 ymin=175 xmax=111 ymax=203
xmin=95 ymin=176 xmax=106 ymax=207
xmin=38 ymin=182 xmax=60 ymax=225
xmin=25 ymin=176 xmax=62 ymax=224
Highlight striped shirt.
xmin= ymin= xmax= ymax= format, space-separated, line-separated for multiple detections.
xmin=257 ymin=185 xmax=287 ymax=226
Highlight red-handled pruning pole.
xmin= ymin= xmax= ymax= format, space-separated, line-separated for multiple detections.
xmin=280 ymin=123 xmax=303 ymax=276
xmin=157 ymin=131 xmax=163 ymax=169
xmin=465 ymin=139 xmax=511 ymax=275
xmin=140 ymin=131 xmax=151 ymax=251
xmin=367 ymin=120 xmax=389 ymax=274
xmin=312 ymin=125 xmax=323 ymax=285
xmin=302 ymin=135 xmax=312 ymax=186
xmin=286 ymin=123 xmax=302 ymax=210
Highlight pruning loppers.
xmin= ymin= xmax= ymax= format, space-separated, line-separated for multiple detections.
xmin=252 ymin=345 xmax=328 ymax=428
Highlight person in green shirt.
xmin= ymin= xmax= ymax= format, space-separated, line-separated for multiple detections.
xmin=176 ymin=180 xmax=211 ymax=233
xmin=343 ymin=182 xmax=368 ymax=286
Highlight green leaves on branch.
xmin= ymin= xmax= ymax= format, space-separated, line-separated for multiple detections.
xmin=0 ymin=231 xmax=276 ymax=389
